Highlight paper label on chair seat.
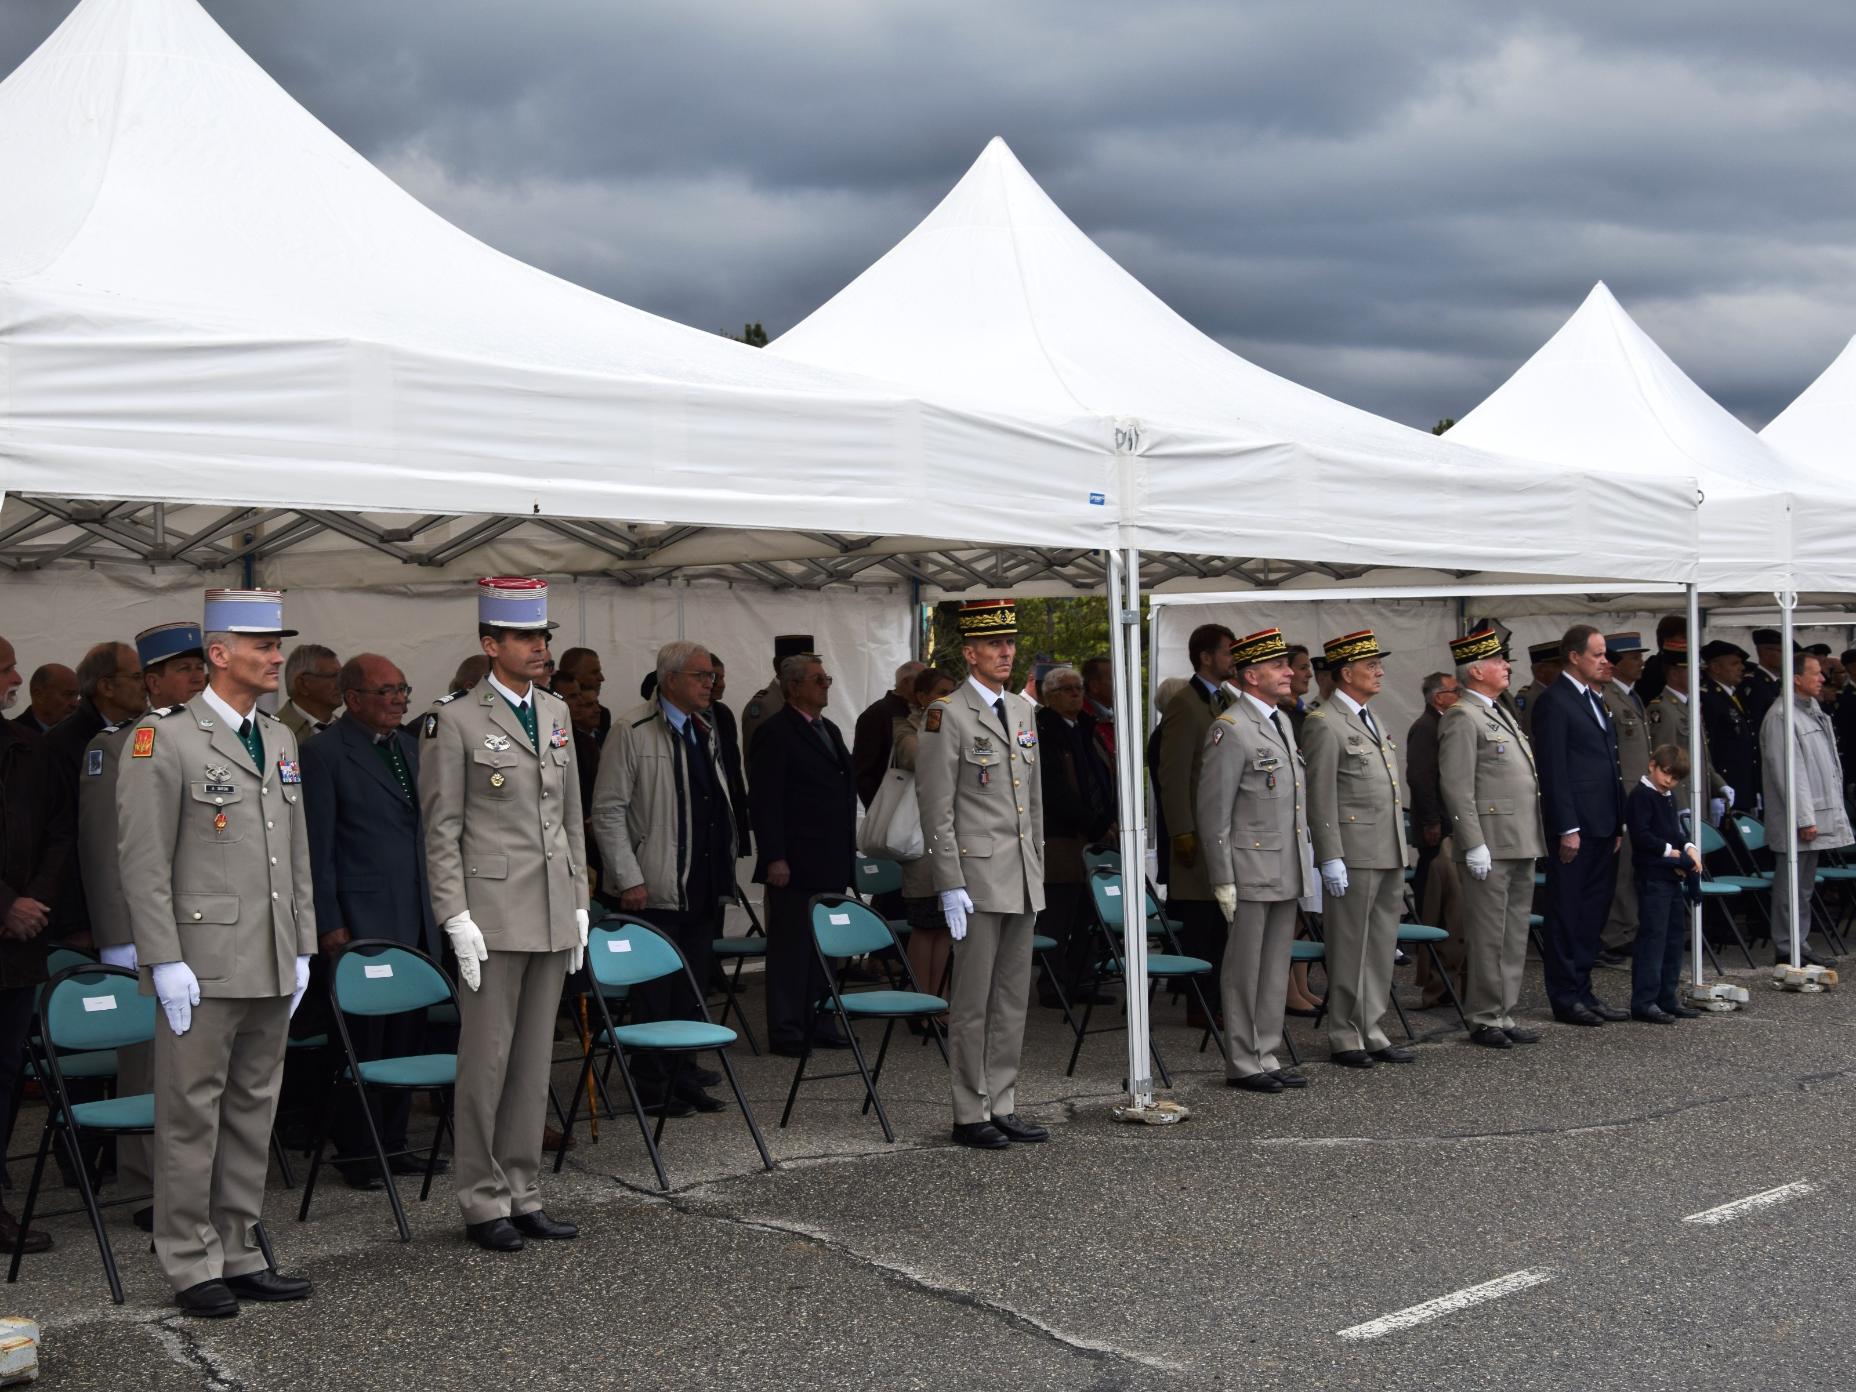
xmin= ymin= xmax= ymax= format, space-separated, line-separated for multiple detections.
xmin=1104 ymin=885 xmax=1122 ymax=896
xmin=364 ymin=964 xmax=394 ymax=978
xmin=829 ymin=912 xmax=851 ymax=924
xmin=608 ymin=940 xmax=632 ymax=952
xmin=82 ymin=995 xmax=117 ymax=1012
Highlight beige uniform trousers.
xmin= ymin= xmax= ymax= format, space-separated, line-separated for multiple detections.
xmin=454 ymin=948 xmax=570 ymax=1225
xmin=948 ymin=910 xmax=1033 ymax=1125
xmin=153 ymin=996 xmax=289 ymax=1292
xmin=1323 ymin=868 xmax=1401 ymax=1054
xmin=1220 ymin=898 xmax=1296 ymax=1078
xmin=1463 ymin=858 xmax=1536 ymax=1029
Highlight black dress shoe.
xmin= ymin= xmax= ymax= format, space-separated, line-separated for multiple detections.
xmin=1553 ymin=1005 xmax=1604 ymax=1026
xmin=337 ymin=1165 xmax=384 ymax=1191
xmin=225 ymin=1269 xmax=313 ymax=1301
xmin=1503 ymin=1026 xmax=1543 ymax=1044
xmin=809 ymin=1029 xmax=852 ymax=1050
xmin=1586 ymin=1002 xmax=1630 ymax=1022
xmin=690 ymin=1066 xmax=723 ymax=1088
xmin=1228 ymin=1072 xmax=1284 ymax=1093
xmin=1330 ymin=1050 xmax=1375 ymax=1069
xmin=1470 ymin=1025 xmax=1513 ymax=1050
xmin=637 ymin=1094 xmax=695 ymax=1119
xmin=1372 ymin=1045 xmax=1416 ymax=1064
xmin=465 ymin=1218 xmax=525 ymax=1252
xmin=1663 ymin=1003 xmax=1701 ymax=1019
xmin=1272 ymin=1068 xmax=1308 ymax=1089
xmin=511 ymin=1209 xmax=578 ymax=1240
xmin=951 ymin=1121 xmax=1010 ymax=1149
xmin=389 ymin=1152 xmax=449 ymax=1177
xmin=991 ymin=1113 xmax=1049 ymax=1143
xmin=1595 ymin=947 xmax=1632 ymax=969
xmin=1785 ymin=948 xmax=1839 ymax=969
xmin=673 ymin=1084 xmax=726 ymax=1114
xmin=175 ymin=1279 xmax=239 ymax=1318
xmin=133 ymin=1206 xmax=154 ymax=1233
xmin=1632 ymin=1006 xmax=1677 ymax=1025
xmin=769 ymin=1040 xmax=810 ymax=1059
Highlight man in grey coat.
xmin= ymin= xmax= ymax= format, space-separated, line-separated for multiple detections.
xmin=1760 ymin=652 xmax=1851 ymax=968
xmin=1197 ymin=628 xmax=1313 ymax=1093
xmin=1302 ymin=630 xmax=1411 ymax=1069
xmin=917 ymin=599 xmax=1047 ymax=1150
xmin=1437 ymin=628 xmax=1545 ymax=1050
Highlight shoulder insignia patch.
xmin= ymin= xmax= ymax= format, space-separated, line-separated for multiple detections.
xmin=1210 ymin=724 xmax=1225 ymax=745
xmin=745 ymin=703 xmax=762 ymax=720
xmin=86 ymin=748 xmax=104 ymax=776
xmin=436 ymin=689 xmax=466 ymax=706
xmin=1514 ymin=694 xmax=1528 ymax=711
xmin=923 ymin=705 xmax=944 ymax=734
xmin=422 ymin=712 xmax=439 ymax=740
xmin=131 ymin=727 xmax=156 ymax=758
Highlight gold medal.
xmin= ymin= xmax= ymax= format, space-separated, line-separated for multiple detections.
xmin=489 ymin=772 xmax=506 ymax=788
xmin=213 ymin=811 xmax=228 ymax=832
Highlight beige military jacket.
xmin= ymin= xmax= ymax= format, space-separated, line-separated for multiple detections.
xmin=1436 ymin=692 xmax=1544 ymax=860
xmin=420 ymin=683 xmax=587 ymax=953
xmin=1196 ymin=689 xmax=1312 ymax=902
xmin=1157 ymin=679 xmax=1221 ymax=899
xmin=1644 ymin=689 xmax=1725 ymax=807
xmin=116 ymin=696 xmax=316 ymax=997
xmin=78 ymin=724 xmax=135 ymax=949
xmin=1302 ymin=697 xmax=1409 ymax=870
xmin=739 ymin=682 xmax=784 ymax=763
xmin=1514 ymin=680 xmax=1549 ymax=738
xmin=915 ymin=680 xmax=1045 ymax=916
xmin=1604 ymin=683 xmax=1651 ymax=788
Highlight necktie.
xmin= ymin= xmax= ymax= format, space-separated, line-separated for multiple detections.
xmin=502 ymin=696 xmax=538 ymax=747
xmin=683 ymin=717 xmax=714 ymax=792
xmin=992 ymin=697 xmax=1012 ymax=741
xmin=1268 ymin=709 xmax=1293 ymax=755
xmin=1590 ymin=689 xmax=1609 ymax=728
xmin=1361 ymin=708 xmax=1381 ymax=745
xmin=237 ymin=717 xmax=263 ymax=768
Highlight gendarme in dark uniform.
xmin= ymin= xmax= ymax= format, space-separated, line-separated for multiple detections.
xmin=738 ymin=633 xmax=815 ymax=762
xmin=1699 ymin=640 xmax=1756 ymax=812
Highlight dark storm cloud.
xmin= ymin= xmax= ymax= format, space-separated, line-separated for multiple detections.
xmin=5 ymin=0 xmax=1856 ymax=428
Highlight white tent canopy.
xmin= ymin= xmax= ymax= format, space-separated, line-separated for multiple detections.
xmin=1762 ymin=333 xmax=1856 ymax=493
xmin=1449 ymin=283 xmax=1850 ymax=595
xmin=0 ymin=0 xmax=1117 ymax=582
xmin=772 ymin=139 xmax=1700 ymax=586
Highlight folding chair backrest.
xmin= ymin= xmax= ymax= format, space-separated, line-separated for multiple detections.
xmin=853 ymin=857 xmax=902 ymax=898
xmin=42 ymin=967 xmax=154 ymax=1054
xmin=1089 ymin=868 xmax=1130 ymax=929
xmin=1083 ymin=847 xmax=1121 ymax=875
xmin=1732 ymin=814 xmax=1768 ymax=852
xmin=45 ymin=947 xmax=96 ymax=980
xmin=588 ymin=920 xmax=683 ymax=990
xmin=811 ymin=898 xmax=894 ymax=958
xmin=1697 ymin=821 xmax=1726 ymax=856
xmin=333 ymin=944 xmax=451 ymax=1017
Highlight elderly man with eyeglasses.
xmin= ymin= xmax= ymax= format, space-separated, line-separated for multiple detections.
xmin=299 ymin=653 xmax=441 ymax=1188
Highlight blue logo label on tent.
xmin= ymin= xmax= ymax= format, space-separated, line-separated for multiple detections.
xmin=1088 ymin=492 xmax=1105 ymax=506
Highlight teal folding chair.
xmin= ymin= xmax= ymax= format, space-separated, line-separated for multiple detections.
xmin=1391 ymin=924 xmax=1466 ymax=1036
xmin=1730 ymin=813 xmax=1847 ymax=954
xmin=712 ymin=881 xmax=768 ymax=1054
xmin=781 ymin=896 xmax=948 ymax=1143
xmin=9 ymin=965 xmax=153 ymax=1304
xmin=558 ymin=918 xmax=771 ymax=1189
xmin=299 ymin=941 xmax=458 ymax=1241
xmin=1695 ymin=823 xmax=1763 ymax=967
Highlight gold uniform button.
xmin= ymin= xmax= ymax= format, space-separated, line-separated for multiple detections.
xmin=546 ymin=851 xmax=554 ymax=860
xmin=214 ymin=796 xmax=224 ymax=806
xmin=271 ymin=891 xmax=278 ymax=900
xmin=191 ymin=911 xmax=203 ymax=921
xmin=270 ymin=857 xmax=277 ymax=866
xmin=543 ymin=820 xmax=551 ymax=829
xmin=266 ymin=821 xmax=275 ymax=829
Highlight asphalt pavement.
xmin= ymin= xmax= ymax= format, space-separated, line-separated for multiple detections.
xmin=8 ymin=952 xmax=1853 ymax=1391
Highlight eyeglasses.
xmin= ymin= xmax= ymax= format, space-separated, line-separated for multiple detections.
xmin=808 ymin=674 xmax=834 ymax=685
xmin=356 ymin=684 xmax=413 ymax=699
xmin=676 ymin=670 xmax=718 ymax=685
xmin=306 ymin=670 xmax=342 ymax=682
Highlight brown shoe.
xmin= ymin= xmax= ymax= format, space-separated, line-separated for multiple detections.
xmin=0 ymin=1204 xmax=51 ymax=1255
xmin=543 ymin=1125 xmax=576 ymax=1152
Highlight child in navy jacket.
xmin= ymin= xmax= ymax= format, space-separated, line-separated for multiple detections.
xmin=1627 ymin=744 xmax=1703 ymax=1022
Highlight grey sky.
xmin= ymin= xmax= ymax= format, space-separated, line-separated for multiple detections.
xmin=5 ymin=0 xmax=1855 ymax=429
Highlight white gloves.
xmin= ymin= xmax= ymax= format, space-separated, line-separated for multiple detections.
xmin=152 ymin=961 xmax=200 ymax=1036
xmin=1465 ymin=844 xmax=1492 ymax=881
xmin=1708 ymin=797 xmax=1727 ymax=826
xmin=98 ymin=943 xmax=137 ymax=971
xmin=445 ymin=911 xmax=489 ymax=992
xmin=940 ymin=887 xmax=974 ymax=941
xmin=289 ymin=954 xmax=310 ymax=1018
xmin=571 ymin=907 xmax=590 ymax=973
xmin=1213 ymin=883 xmax=1237 ymax=924
xmin=1720 ymin=784 xmax=1735 ymax=808
xmin=1320 ymin=859 xmax=1348 ymax=898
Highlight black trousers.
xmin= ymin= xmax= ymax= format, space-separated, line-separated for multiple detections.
xmin=1172 ymin=899 xmax=1228 ymax=1010
xmin=1632 ymin=874 xmax=1689 ymax=1014
xmin=333 ymin=1009 xmax=426 ymax=1166
xmin=635 ymin=904 xmax=721 ymax=1094
xmin=0 ymin=985 xmax=35 ymax=1188
xmin=1035 ymin=881 xmax=1091 ymax=996
xmin=1410 ymin=842 xmax=1442 ymax=923
xmin=1542 ymin=835 xmax=1619 ymax=1014
xmin=764 ymin=885 xmax=836 ymax=1049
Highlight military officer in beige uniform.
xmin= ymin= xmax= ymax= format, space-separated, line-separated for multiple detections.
xmin=739 ymin=633 xmax=814 ymax=760
xmin=1513 ymin=641 xmax=1563 ymax=739
xmin=421 ymin=578 xmax=588 ymax=1252
xmin=116 ymin=592 xmax=315 ymax=1318
xmin=1644 ymin=638 xmax=1729 ymax=815
xmin=1302 ymin=630 xmax=1412 ymax=1068
xmin=917 ymin=599 xmax=1047 ymax=1150
xmin=1599 ymin=633 xmax=1651 ymax=960
xmin=1197 ymin=629 xmax=1313 ymax=1093
xmin=88 ymin=622 xmax=201 ymax=1222
xmin=1436 ymin=629 xmax=1545 ymax=1050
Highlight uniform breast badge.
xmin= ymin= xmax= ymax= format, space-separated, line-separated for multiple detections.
xmin=214 ymin=812 xmax=228 ymax=832
xmin=550 ymin=725 xmax=569 ymax=749
xmin=277 ymin=758 xmax=302 ymax=784
xmin=483 ymin=733 xmax=512 ymax=753
xmin=489 ymin=772 xmax=507 ymax=788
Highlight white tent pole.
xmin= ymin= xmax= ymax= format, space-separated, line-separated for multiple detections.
xmin=1782 ymin=591 xmax=1802 ymax=970
xmin=1108 ymin=546 xmax=1153 ymax=1105
xmin=1687 ymin=583 xmax=1706 ymax=989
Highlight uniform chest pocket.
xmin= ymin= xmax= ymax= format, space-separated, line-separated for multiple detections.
xmin=188 ymin=783 xmax=246 ymax=843
xmin=473 ymin=751 xmax=518 ymax=797
xmin=962 ymin=748 xmax=1000 ymax=790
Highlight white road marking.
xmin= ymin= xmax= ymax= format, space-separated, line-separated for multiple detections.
xmin=1337 ymin=1268 xmax=1559 ymax=1341
xmin=1681 ymin=1180 xmax=1815 ymax=1226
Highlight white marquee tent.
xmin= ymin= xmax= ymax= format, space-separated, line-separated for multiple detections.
xmin=1762 ymin=332 xmax=1856 ymax=492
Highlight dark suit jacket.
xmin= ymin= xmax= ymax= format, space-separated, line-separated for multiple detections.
xmin=712 ymin=699 xmax=752 ymax=857
xmin=1404 ymin=705 xmax=1445 ymax=836
xmin=39 ymin=699 xmax=107 ymax=937
xmin=0 ymin=721 xmax=66 ymax=987
xmin=1531 ymin=676 xmax=1625 ymax=840
xmin=300 ymin=716 xmax=440 ymax=956
xmin=749 ymin=703 xmax=855 ymax=891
